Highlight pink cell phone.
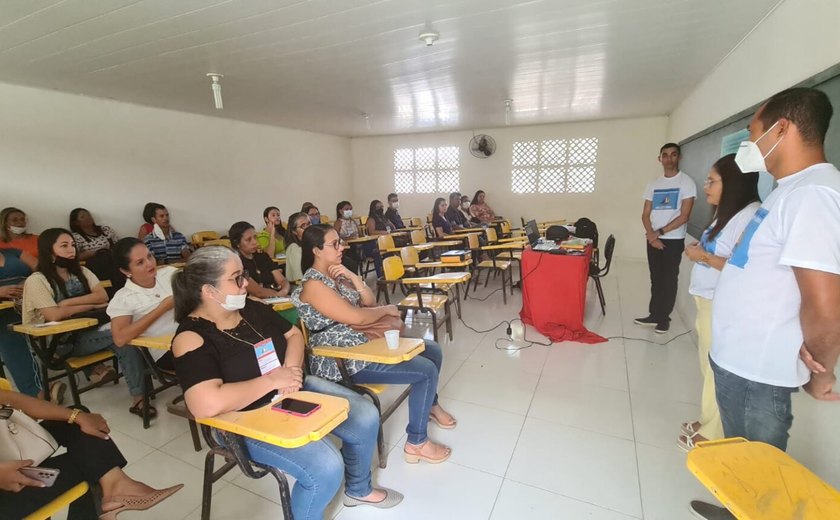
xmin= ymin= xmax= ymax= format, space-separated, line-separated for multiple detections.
xmin=272 ymin=398 xmax=320 ymax=417
xmin=20 ymin=466 xmax=60 ymax=487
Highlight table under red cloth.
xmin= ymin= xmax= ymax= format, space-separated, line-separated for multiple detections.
xmin=519 ymin=247 xmax=606 ymax=344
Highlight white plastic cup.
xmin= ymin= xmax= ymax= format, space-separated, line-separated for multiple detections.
xmin=384 ymin=330 xmax=400 ymax=350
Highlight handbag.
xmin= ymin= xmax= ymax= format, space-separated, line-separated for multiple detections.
xmin=349 ymin=313 xmax=405 ymax=340
xmin=0 ymin=406 xmax=59 ymax=465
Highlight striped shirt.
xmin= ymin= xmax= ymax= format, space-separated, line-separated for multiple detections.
xmin=144 ymin=231 xmax=189 ymax=263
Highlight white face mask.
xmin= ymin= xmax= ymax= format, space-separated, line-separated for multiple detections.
xmin=462 ymin=202 xmax=470 ymax=209
xmin=342 ymin=210 xmax=353 ymax=219
xmin=390 ymin=201 xmax=399 ymax=209
xmin=735 ymin=121 xmax=782 ymax=174
xmin=9 ymin=226 xmax=26 ymax=234
xmin=211 ymin=286 xmax=247 ymax=311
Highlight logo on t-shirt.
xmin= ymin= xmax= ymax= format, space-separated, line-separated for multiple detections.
xmin=728 ymin=208 xmax=769 ymax=269
xmin=652 ymin=188 xmax=680 ymax=210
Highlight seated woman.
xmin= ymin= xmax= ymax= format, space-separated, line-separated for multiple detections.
xmin=469 ymin=190 xmax=496 ymax=224
xmin=303 ymin=203 xmax=322 ymax=225
xmin=293 ymin=225 xmax=456 ymax=464
xmin=228 ymin=221 xmax=290 ymax=298
xmin=0 ymin=207 xmax=39 ymax=258
xmin=365 ymin=200 xmax=394 ymax=236
xmin=0 ymin=386 xmax=182 ymax=520
xmin=334 ymin=201 xmax=382 ymax=277
xmin=0 ymin=248 xmax=43 ymax=398
xmin=431 ymin=197 xmax=453 ymax=238
xmin=256 ymin=206 xmax=286 ymax=257
xmin=137 ymin=203 xmax=161 ymax=240
xmin=70 ymin=208 xmax=119 ymax=282
xmin=283 ymin=212 xmax=310 ymax=284
xmin=171 ymin=247 xmax=402 ymax=518
xmin=459 ymin=195 xmax=474 ymax=223
xmin=21 ymin=229 xmax=150 ymax=418
xmin=107 ymin=238 xmax=178 ymax=374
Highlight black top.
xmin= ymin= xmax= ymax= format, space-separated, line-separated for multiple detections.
xmin=445 ymin=207 xmax=468 ymax=228
xmin=240 ymin=252 xmax=280 ymax=289
xmin=174 ymin=299 xmax=293 ymax=411
xmin=369 ymin=214 xmax=394 ymax=233
xmin=384 ymin=208 xmax=405 ymax=229
xmin=432 ymin=213 xmax=452 ymax=235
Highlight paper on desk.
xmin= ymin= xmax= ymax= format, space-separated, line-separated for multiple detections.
xmin=262 ymin=297 xmax=291 ymax=304
xmin=34 ymin=321 xmax=62 ymax=327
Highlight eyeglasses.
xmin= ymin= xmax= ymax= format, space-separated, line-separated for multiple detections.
xmin=298 ymin=221 xmax=311 ymax=230
xmin=703 ymin=178 xmax=720 ymax=186
xmin=325 ymin=239 xmax=346 ymax=250
xmin=228 ymin=270 xmax=249 ymax=288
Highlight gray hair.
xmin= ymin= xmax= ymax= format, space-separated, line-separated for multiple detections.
xmin=172 ymin=246 xmax=237 ymax=322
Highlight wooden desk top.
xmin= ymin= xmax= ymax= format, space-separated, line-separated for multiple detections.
xmin=0 ymin=301 xmax=14 ymax=311
xmin=386 ymin=244 xmax=434 ymax=253
xmin=400 ymin=226 xmax=424 ymax=232
xmin=483 ymin=243 xmax=526 ymax=251
xmin=429 ymin=240 xmax=463 ymax=248
xmin=415 ymin=259 xmax=472 ymax=269
xmin=128 ymin=334 xmax=174 ymax=351
xmin=271 ymin=257 xmax=287 ymax=265
xmin=13 ymin=318 xmax=98 ymax=337
xmin=400 ymin=272 xmax=471 ymax=285
xmin=346 ymin=236 xmax=378 ymax=244
xmin=447 ymin=228 xmax=481 ymax=235
xmin=262 ymin=297 xmax=294 ymax=312
xmin=197 ymin=391 xmax=349 ymax=449
xmin=311 ymin=337 xmax=424 ymax=364
xmin=687 ymin=437 xmax=840 ymax=519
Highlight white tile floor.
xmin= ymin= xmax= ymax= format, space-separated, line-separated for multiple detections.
xmin=46 ymin=258 xmax=838 ymax=519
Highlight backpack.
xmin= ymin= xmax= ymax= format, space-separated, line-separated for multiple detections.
xmin=574 ymin=218 xmax=599 ymax=248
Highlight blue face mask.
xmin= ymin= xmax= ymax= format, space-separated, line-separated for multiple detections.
xmin=310 ymin=215 xmax=320 ymax=225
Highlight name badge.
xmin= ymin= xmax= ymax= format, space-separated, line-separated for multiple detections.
xmin=254 ymin=338 xmax=281 ymax=375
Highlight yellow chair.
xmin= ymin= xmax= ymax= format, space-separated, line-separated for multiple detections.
xmin=360 ymin=215 xmax=368 ymax=226
xmin=0 ymin=379 xmax=92 ymax=520
xmin=410 ymin=217 xmax=423 ymax=227
xmin=400 ymin=245 xmax=420 ymax=270
xmin=380 ymin=257 xmax=452 ymax=341
xmin=473 ymin=230 xmax=514 ymax=304
xmin=320 ymin=215 xmax=330 ymax=224
xmin=499 ymin=220 xmax=513 ymax=238
xmin=687 ymin=437 xmax=840 ymax=519
xmin=485 ymin=227 xmax=499 ymax=245
xmin=410 ymin=230 xmax=427 ymax=245
xmin=299 ymin=323 xmax=408 ymax=469
xmin=201 ymin=238 xmax=231 ymax=248
xmin=23 ymin=482 xmax=90 ymax=520
xmin=377 ymin=234 xmax=396 ymax=254
xmin=191 ymin=231 xmax=221 ymax=248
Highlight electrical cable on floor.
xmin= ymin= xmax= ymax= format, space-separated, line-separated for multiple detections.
xmin=605 ymin=329 xmax=694 ymax=346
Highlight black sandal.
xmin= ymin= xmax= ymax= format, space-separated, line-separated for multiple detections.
xmin=129 ymin=402 xmax=157 ymax=419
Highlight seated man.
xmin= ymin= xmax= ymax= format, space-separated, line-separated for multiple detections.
xmin=384 ymin=193 xmax=405 ymax=229
xmin=444 ymin=192 xmax=474 ymax=230
xmin=143 ymin=205 xmax=190 ymax=265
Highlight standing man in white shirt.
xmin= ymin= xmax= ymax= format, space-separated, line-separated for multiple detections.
xmin=689 ymin=88 xmax=840 ymax=520
xmin=637 ymin=143 xmax=696 ymax=333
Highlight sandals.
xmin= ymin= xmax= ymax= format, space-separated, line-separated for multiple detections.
xmin=99 ymin=484 xmax=183 ymax=519
xmin=680 ymin=421 xmax=701 ymax=437
xmin=429 ymin=410 xmax=457 ymax=430
xmin=404 ymin=440 xmax=452 ymax=464
xmin=677 ymin=433 xmax=707 ymax=453
xmin=90 ymin=366 xmax=117 ymax=385
xmin=129 ymin=402 xmax=158 ymax=419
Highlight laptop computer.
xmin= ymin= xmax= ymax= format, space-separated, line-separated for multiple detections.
xmin=525 ymin=219 xmax=540 ymax=247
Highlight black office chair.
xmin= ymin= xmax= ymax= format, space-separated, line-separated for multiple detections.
xmin=589 ymin=234 xmax=615 ymax=315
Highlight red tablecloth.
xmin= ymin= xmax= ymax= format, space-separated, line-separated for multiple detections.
xmin=519 ymin=247 xmax=606 ymax=344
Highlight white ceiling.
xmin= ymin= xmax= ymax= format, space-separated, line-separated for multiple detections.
xmin=0 ymin=0 xmax=781 ymax=137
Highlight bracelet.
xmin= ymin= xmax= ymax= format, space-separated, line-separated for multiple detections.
xmin=67 ymin=409 xmax=81 ymax=425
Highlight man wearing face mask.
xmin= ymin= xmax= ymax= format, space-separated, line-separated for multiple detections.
xmin=384 ymin=193 xmax=405 ymax=229
xmin=689 ymin=88 xmax=840 ymax=519
xmin=637 ymin=143 xmax=696 ymax=334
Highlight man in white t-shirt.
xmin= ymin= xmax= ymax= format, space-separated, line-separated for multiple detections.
xmin=690 ymin=88 xmax=840 ymax=520
xmin=637 ymin=143 xmax=696 ymax=333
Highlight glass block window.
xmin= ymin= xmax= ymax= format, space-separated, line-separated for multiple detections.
xmin=511 ymin=138 xmax=598 ymax=193
xmin=393 ymin=146 xmax=460 ymax=193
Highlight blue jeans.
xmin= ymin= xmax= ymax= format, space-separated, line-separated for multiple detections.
xmin=303 ymin=375 xmax=379 ymax=498
xmin=0 ymin=309 xmax=41 ymax=396
xmin=711 ymin=357 xmax=796 ymax=451
xmin=351 ymin=339 xmax=442 ymax=445
xmin=241 ymin=434 xmax=343 ymax=520
xmin=56 ymin=329 xmax=145 ymax=397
